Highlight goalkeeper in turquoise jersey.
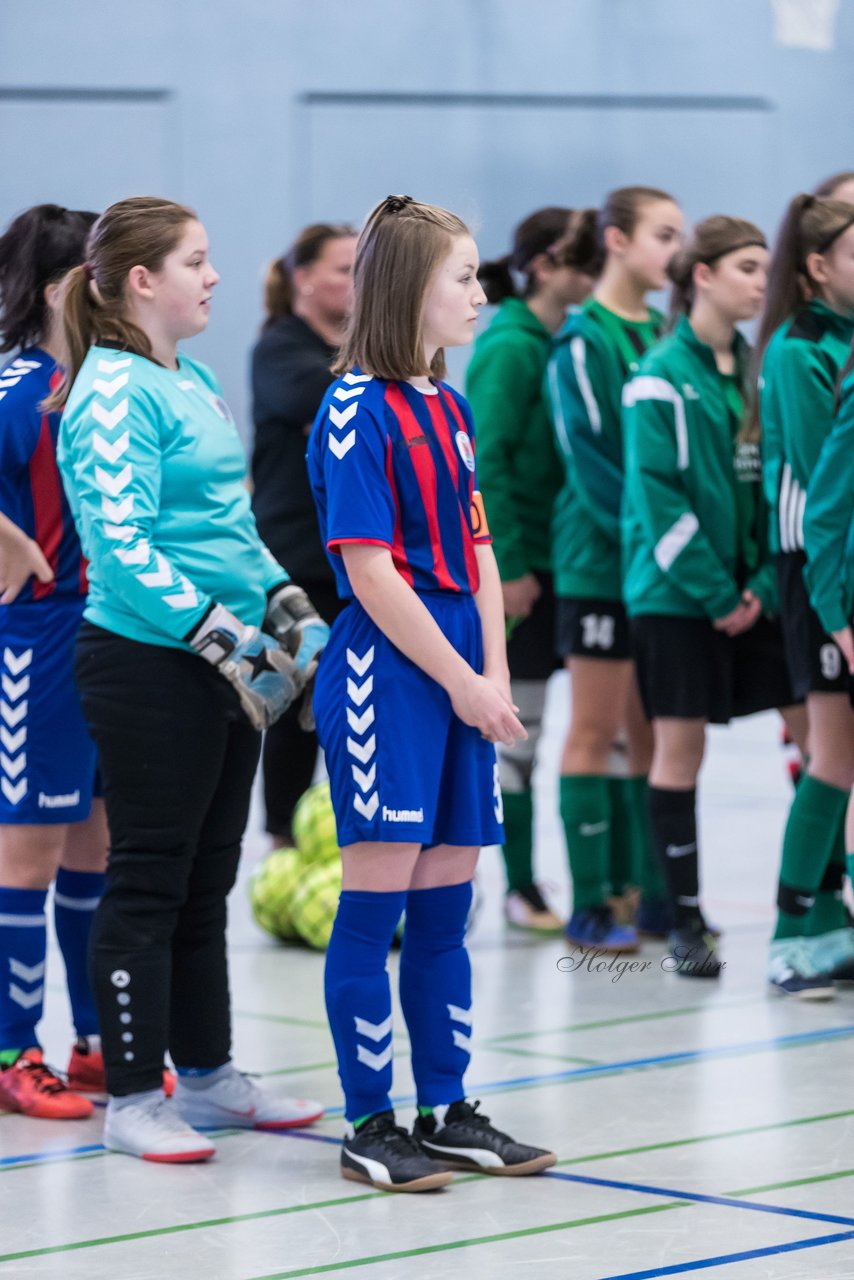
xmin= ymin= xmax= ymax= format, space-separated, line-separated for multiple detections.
xmin=54 ymin=197 xmax=328 ymax=1163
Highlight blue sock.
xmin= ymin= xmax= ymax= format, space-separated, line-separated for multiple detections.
xmin=399 ymin=882 xmax=473 ymax=1108
xmin=324 ymin=889 xmax=406 ymax=1123
xmin=0 ymin=887 xmax=47 ymax=1052
xmin=53 ymin=868 xmax=105 ymax=1038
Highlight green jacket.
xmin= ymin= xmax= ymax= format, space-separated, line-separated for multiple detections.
xmin=804 ymin=365 xmax=854 ymax=634
xmin=546 ymin=297 xmax=663 ymax=599
xmin=622 ymin=316 xmax=777 ymax=621
xmin=759 ymin=299 xmax=854 ymax=555
xmin=465 ymin=298 xmax=562 ymax=580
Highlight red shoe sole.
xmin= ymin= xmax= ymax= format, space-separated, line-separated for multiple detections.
xmin=255 ymin=1109 xmax=325 ymax=1130
xmin=142 ymin=1148 xmax=216 ymax=1163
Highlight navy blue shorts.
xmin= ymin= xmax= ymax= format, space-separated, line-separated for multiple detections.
xmin=0 ymin=600 xmax=98 ymax=824
xmin=313 ymin=593 xmax=504 ymax=849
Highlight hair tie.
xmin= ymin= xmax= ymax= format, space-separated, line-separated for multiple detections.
xmin=83 ymin=262 xmax=94 ymax=282
xmin=383 ymin=195 xmax=414 ymax=214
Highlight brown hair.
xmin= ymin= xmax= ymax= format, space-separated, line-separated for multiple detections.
xmin=814 ymin=171 xmax=854 ymax=198
xmin=563 ymin=186 xmax=677 ymax=278
xmin=752 ymin=193 xmax=854 ymax=380
xmin=0 ymin=204 xmax=97 ymax=352
xmin=263 ymin=222 xmax=357 ymax=326
xmin=44 ymin=196 xmax=197 ymax=411
xmin=668 ymin=215 xmax=766 ymax=319
xmin=333 ymin=195 xmax=469 ymax=381
xmin=478 ymin=206 xmax=574 ymax=304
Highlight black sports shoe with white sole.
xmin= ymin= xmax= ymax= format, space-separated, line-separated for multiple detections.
xmin=341 ymin=1110 xmax=453 ymax=1192
xmin=413 ymin=1099 xmax=556 ymax=1175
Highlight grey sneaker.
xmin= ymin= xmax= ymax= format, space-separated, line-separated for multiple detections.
xmin=104 ymin=1092 xmax=216 ymax=1163
xmin=175 ymin=1064 xmax=324 ymax=1131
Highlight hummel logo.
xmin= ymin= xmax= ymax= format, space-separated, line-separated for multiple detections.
xmin=682 ymin=383 xmax=701 ymax=400
xmin=579 ymin=821 xmax=608 ymax=837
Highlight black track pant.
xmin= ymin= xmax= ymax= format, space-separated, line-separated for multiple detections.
xmin=75 ymin=623 xmax=261 ymax=1096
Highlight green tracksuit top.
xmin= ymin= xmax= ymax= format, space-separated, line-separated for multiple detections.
xmin=58 ymin=345 xmax=287 ymax=650
xmin=622 ymin=316 xmax=776 ymax=621
xmin=759 ymin=299 xmax=854 ymax=556
xmin=546 ymin=296 xmax=664 ymax=600
xmin=465 ymin=298 xmax=563 ymax=581
xmin=803 ymin=364 xmax=854 ymax=634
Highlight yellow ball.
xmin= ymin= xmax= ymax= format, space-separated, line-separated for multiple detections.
xmin=291 ymin=858 xmax=343 ymax=950
xmin=292 ymin=781 xmax=339 ymax=865
xmin=248 ymin=847 xmax=303 ymax=941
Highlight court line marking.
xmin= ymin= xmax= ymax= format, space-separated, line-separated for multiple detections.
xmin=481 ymin=996 xmax=771 ymax=1044
xmin=597 ymin=1230 xmax=854 ymax=1280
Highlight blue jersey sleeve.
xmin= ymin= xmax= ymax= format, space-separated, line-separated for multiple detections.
xmin=318 ymin=392 xmax=396 ymax=553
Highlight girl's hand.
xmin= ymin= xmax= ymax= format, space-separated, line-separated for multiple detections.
xmin=832 ymin=626 xmax=854 ymax=675
xmin=713 ymin=591 xmax=761 ymax=637
xmin=501 ymin=573 xmax=541 ymax=621
xmin=0 ymin=528 xmax=54 ymax=604
xmin=451 ymin=671 xmax=527 ymax=746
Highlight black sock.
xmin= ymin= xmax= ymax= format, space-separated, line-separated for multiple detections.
xmin=648 ymin=786 xmax=701 ymax=927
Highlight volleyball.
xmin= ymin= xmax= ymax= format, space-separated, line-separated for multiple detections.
xmin=291 ymin=858 xmax=343 ymax=950
xmin=248 ymin=846 xmax=303 ymax=941
xmin=292 ymin=780 xmax=339 ymax=864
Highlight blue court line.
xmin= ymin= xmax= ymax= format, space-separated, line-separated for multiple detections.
xmin=598 ymin=1229 xmax=854 ymax=1279
xmin=0 ymin=1143 xmax=103 ymax=1168
xmin=546 ymin=1169 xmax=854 ymax=1227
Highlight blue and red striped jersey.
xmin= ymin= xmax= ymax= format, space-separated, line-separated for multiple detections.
xmin=308 ymin=370 xmax=491 ymax=598
xmin=0 ymin=347 xmax=86 ymax=603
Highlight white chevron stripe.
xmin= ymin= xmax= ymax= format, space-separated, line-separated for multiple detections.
xmin=354 ymin=1013 xmax=392 ymax=1042
xmin=356 ymin=1042 xmax=393 ymax=1072
xmin=346 ymin=705 xmax=375 ymax=735
xmin=93 ymin=430 xmax=130 ymax=464
xmin=351 ymin=763 xmax=376 ymax=793
xmin=0 ymin=726 xmax=25 ymax=753
xmin=115 ymin=541 xmax=151 ymax=566
xmin=0 ymin=376 xmax=22 ymax=388
xmin=343 ymin=371 xmax=372 ymax=385
xmin=103 ymin=523 xmax=133 ymax=542
xmin=12 ymin=359 xmax=41 ymax=371
xmin=164 ymin=575 xmax=199 ymax=610
xmin=92 ymin=399 xmax=128 ymax=431
xmin=101 ymin=496 xmax=134 ymax=523
xmin=92 ymin=373 xmax=129 ymax=398
xmin=9 ymin=958 xmax=45 ymax=984
xmin=447 ymin=1003 xmax=473 ymax=1026
xmin=3 ymin=649 xmax=32 ymax=676
xmin=332 ymin=385 xmax=366 ymax=402
xmin=347 ymin=675 xmax=373 ymax=706
xmin=1 ymin=674 xmax=29 ymax=701
xmin=353 ymin=792 xmax=379 ymax=820
xmin=1 ymin=702 xmax=27 ymax=728
xmin=1 ymin=752 xmax=26 ymax=779
xmin=96 ymin=357 xmax=132 ymax=374
xmin=9 ymin=983 xmax=43 ymax=1010
xmin=347 ymin=734 xmax=376 ymax=765
xmin=1 ymin=776 xmax=27 ymax=804
xmin=328 ymin=430 xmax=356 ymax=460
xmin=329 ymin=403 xmax=359 ymax=430
xmin=346 ymin=646 xmax=374 ymax=677
xmin=95 ymin=463 xmax=132 ymax=496
xmin=137 ymin=553 xmax=172 ymax=588
xmin=452 ymin=1030 xmax=473 ymax=1053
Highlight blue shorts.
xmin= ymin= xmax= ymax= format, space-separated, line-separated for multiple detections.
xmin=314 ymin=593 xmax=504 ymax=849
xmin=0 ymin=599 xmax=98 ymax=825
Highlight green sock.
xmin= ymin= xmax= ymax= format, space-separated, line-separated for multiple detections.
xmin=0 ymin=1048 xmax=23 ymax=1067
xmin=607 ymin=778 xmax=634 ymax=897
xmin=500 ymin=790 xmax=534 ymax=892
xmin=774 ymin=774 xmax=849 ymax=941
xmin=805 ymin=812 xmax=848 ymax=936
xmin=417 ymin=1105 xmax=434 ymax=1118
xmin=559 ymin=774 xmax=611 ymax=911
xmin=353 ymin=1113 xmax=374 ymax=1131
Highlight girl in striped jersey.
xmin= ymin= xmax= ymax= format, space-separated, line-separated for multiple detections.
xmin=623 ymin=216 xmax=800 ymax=980
xmin=0 ymin=205 xmax=109 ymax=1121
xmin=545 ymin=187 xmax=683 ymax=953
xmin=757 ymin=192 xmax=854 ymax=995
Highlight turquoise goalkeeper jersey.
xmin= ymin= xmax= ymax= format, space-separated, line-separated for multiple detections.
xmin=58 ymin=345 xmax=287 ymax=650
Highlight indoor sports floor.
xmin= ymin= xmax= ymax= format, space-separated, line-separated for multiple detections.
xmin=3 ymin=671 xmax=854 ymax=1280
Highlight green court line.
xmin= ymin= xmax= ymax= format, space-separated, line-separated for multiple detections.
xmin=491 ymin=1044 xmax=601 ymax=1066
xmin=482 ymin=996 xmax=770 ymax=1044
xmin=2 ymin=1108 xmax=851 ymax=1264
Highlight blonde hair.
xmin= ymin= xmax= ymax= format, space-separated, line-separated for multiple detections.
xmin=44 ymin=196 xmax=197 ymax=411
xmin=333 ymin=195 xmax=469 ymax=381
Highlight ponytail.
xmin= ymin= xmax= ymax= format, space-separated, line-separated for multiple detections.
xmin=263 ymin=258 xmax=294 ymax=325
xmin=478 ymin=206 xmax=575 ymax=303
xmin=477 ymin=254 xmax=516 ymax=304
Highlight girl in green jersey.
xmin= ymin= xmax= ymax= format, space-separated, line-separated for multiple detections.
xmin=756 ymin=193 xmax=854 ymax=995
xmin=467 ymin=206 xmax=595 ymax=933
xmin=545 ymin=187 xmax=683 ymax=953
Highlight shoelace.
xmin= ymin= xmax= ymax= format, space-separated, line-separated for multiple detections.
xmin=446 ymin=1100 xmax=493 ymax=1132
xmin=15 ymin=1058 xmax=67 ymax=1096
xmin=371 ymin=1119 xmax=423 ymax=1155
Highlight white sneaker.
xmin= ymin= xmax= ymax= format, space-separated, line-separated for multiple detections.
xmin=504 ymin=885 xmax=564 ymax=933
xmin=104 ymin=1093 xmax=216 ymax=1163
xmin=175 ymin=1065 xmax=325 ymax=1131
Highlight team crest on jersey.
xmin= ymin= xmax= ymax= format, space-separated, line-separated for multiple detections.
xmin=208 ymin=393 xmax=233 ymax=422
xmin=455 ymin=430 xmax=475 ymax=472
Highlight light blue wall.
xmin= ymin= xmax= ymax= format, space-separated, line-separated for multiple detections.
xmin=3 ymin=0 xmax=852 ymax=427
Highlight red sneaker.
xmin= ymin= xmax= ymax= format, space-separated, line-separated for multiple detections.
xmin=67 ymin=1038 xmax=176 ymax=1097
xmin=0 ymin=1049 xmax=94 ymax=1119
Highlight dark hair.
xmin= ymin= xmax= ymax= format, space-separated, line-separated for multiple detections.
xmin=814 ymin=171 xmax=854 ymax=198
xmin=753 ymin=193 xmax=854 ymax=378
xmin=582 ymin=185 xmax=677 ymax=277
xmin=0 ymin=204 xmax=97 ymax=353
xmin=478 ymin=207 xmax=574 ymax=304
xmin=668 ymin=215 xmax=766 ymax=319
xmin=44 ymin=196 xmax=198 ymax=411
xmin=263 ymin=222 xmax=357 ymax=326
xmin=333 ymin=195 xmax=469 ymax=382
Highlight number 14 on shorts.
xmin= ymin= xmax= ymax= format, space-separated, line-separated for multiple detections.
xmin=581 ymin=613 xmax=615 ymax=651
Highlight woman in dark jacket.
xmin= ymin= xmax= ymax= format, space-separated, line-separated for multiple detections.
xmin=251 ymin=223 xmax=357 ymax=842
